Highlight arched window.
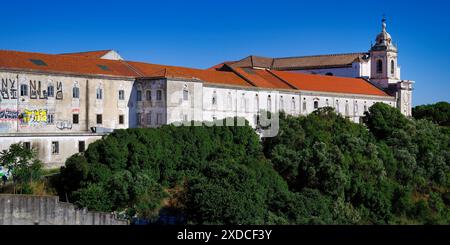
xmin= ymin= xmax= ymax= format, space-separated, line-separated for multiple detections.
xmin=377 ymin=60 xmax=383 ymax=74
xmin=391 ymin=60 xmax=395 ymax=75
xmin=345 ymin=101 xmax=349 ymax=116
xmin=336 ymin=100 xmax=340 ymax=113
xmin=240 ymin=93 xmax=246 ymax=112
xmin=313 ymin=100 xmax=319 ymax=109
xmin=183 ymin=87 xmax=189 ymax=101
xmin=254 ymin=94 xmax=259 ymax=112
xmin=267 ymin=95 xmax=272 ymax=112
xmin=302 ymin=98 xmax=307 ymax=113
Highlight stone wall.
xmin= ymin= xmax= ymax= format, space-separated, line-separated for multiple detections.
xmin=0 ymin=194 xmax=128 ymax=225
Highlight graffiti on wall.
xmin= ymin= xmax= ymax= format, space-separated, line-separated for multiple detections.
xmin=1 ymin=78 xmax=18 ymax=100
xmin=56 ymin=82 xmax=63 ymax=100
xmin=20 ymin=109 xmax=48 ymax=125
xmin=0 ymin=109 xmax=19 ymax=121
xmin=56 ymin=120 xmax=73 ymax=130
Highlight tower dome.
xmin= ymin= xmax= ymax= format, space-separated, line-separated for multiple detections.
xmin=371 ymin=17 xmax=397 ymax=52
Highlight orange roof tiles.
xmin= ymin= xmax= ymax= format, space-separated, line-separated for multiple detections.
xmin=59 ymin=50 xmax=112 ymax=59
xmin=0 ymin=50 xmax=138 ymax=77
xmin=271 ymin=70 xmax=389 ymax=96
xmin=0 ymin=49 xmax=391 ymax=97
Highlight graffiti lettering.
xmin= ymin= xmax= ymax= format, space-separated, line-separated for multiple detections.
xmin=56 ymin=81 xmax=63 ymax=100
xmin=0 ymin=109 xmax=19 ymax=120
xmin=20 ymin=109 xmax=48 ymax=125
xmin=29 ymin=80 xmax=47 ymax=100
xmin=1 ymin=78 xmax=18 ymax=100
xmin=56 ymin=120 xmax=72 ymax=130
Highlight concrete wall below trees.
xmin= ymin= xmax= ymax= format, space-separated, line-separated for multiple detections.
xmin=0 ymin=194 xmax=128 ymax=225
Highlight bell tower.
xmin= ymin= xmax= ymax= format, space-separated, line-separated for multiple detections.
xmin=369 ymin=17 xmax=400 ymax=88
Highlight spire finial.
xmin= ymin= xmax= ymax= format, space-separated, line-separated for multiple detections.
xmin=382 ymin=14 xmax=387 ymax=32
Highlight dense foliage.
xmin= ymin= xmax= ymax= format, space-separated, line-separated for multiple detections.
xmin=56 ymin=103 xmax=450 ymax=224
xmin=413 ymin=101 xmax=450 ymax=127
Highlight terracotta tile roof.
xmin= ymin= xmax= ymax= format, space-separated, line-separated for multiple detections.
xmin=126 ymin=61 xmax=254 ymax=87
xmin=0 ymin=50 xmax=138 ymax=77
xmin=214 ymin=53 xmax=369 ymax=70
xmin=272 ymin=53 xmax=369 ymax=70
xmin=270 ymin=70 xmax=389 ymax=96
xmin=0 ymin=49 xmax=390 ymax=97
xmin=59 ymin=50 xmax=112 ymax=59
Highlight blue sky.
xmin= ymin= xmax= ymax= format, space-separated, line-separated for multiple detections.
xmin=1 ymin=0 xmax=449 ymax=105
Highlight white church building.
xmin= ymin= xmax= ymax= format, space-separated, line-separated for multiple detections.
xmin=0 ymin=18 xmax=413 ymax=168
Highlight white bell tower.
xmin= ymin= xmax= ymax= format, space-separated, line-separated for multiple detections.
xmin=369 ymin=17 xmax=400 ymax=88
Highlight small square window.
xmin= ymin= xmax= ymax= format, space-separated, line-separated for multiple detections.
xmin=73 ymin=87 xmax=80 ymax=98
xmin=23 ymin=142 xmax=31 ymax=151
xmin=96 ymin=114 xmax=102 ymax=124
xmin=20 ymin=84 xmax=28 ymax=96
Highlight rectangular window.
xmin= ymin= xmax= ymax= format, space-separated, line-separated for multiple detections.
xmin=51 ymin=141 xmax=59 ymax=155
xmin=119 ymin=90 xmax=125 ymax=100
xmin=156 ymin=113 xmax=162 ymax=125
xmin=183 ymin=114 xmax=188 ymax=122
xmin=96 ymin=88 xmax=103 ymax=100
xmin=73 ymin=87 xmax=80 ymax=99
xmin=137 ymin=113 xmax=141 ymax=126
xmin=73 ymin=114 xmax=79 ymax=124
xmin=137 ymin=90 xmax=142 ymax=101
xmin=23 ymin=142 xmax=31 ymax=151
xmin=47 ymin=86 xmax=54 ymax=97
xmin=78 ymin=141 xmax=85 ymax=153
xmin=20 ymin=84 xmax=28 ymax=96
xmin=183 ymin=89 xmax=189 ymax=101
xmin=119 ymin=115 xmax=124 ymax=125
xmin=156 ymin=90 xmax=162 ymax=101
xmin=47 ymin=114 xmax=55 ymax=124
xmin=146 ymin=112 xmax=152 ymax=125
xmin=146 ymin=90 xmax=152 ymax=101
xmin=96 ymin=114 xmax=102 ymax=124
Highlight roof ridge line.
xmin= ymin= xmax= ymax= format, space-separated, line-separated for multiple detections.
xmin=121 ymin=60 xmax=145 ymax=77
xmin=274 ymin=52 xmax=368 ymax=60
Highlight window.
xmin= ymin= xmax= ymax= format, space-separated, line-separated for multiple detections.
xmin=78 ymin=141 xmax=85 ymax=153
xmin=51 ymin=141 xmax=59 ymax=155
xmin=29 ymin=59 xmax=47 ymax=66
xmin=156 ymin=113 xmax=162 ymax=125
xmin=97 ymin=65 xmax=110 ymax=71
xmin=96 ymin=88 xmax=103 ymax=100
xmin=354 ymin=102 xmax=359 ymax=114
xmin=73 ymin=87 xmax=79 ymax=99
xmin=280 ymin=96 xmax=284 ymax=112
xmin=20 ymin=84 xmax=28 ymax=96
xmin=240 ymin=93 xmax=246 ymax=112
xmin=146 ymin=90 xmax=152 ymax=101
xmin=183 ymin=89 xmax=189 ymax=101
xmin=96 ymin=114 xmax=102 ymax=124
xmin=47 ymin=114 xmax=54 ymax=124
xmin=119 ymin=90 xmax=125 ymax=100
xmin=336 ymin=100 xmax=340 ymax=113
xmin=391 ymin=60 xmax=395 ymax=75
xmin=47 ymin=85 xmax=54 ymax=97
xmin=254 ymin=94 xmax=259 ymax=112
xmin=146 ymin=112 xmax=152 ymax=125
xmin=302 ymin=100 xmax=307 ymax=113
xmin=314 ymin=100 xmax=319 ymax=109
xmin=291 ymin=97 xmax=296 ymax=113
xmin=156 ymin=90 xmax=162 ymax=101
xmin=73 ymin=114 xmax=79 ymax=124
xmin=227 ymin=92 xmax=233 ymax=110
xmin=137 ymin=90 xmax=142 ymax=101
xmin=325 ymin=72 xmax=334 ymax=76
xmin=119 ymin=115 xmax=124 ymax=125
xmin=23 ymin=142 xmax=31 ymax=151
xmin=326 ymin=99 xmax=329 ymax=106
xmin=212 ymin=91 xmax=217 ymax=106
xmin=137 ymin=113 xmax=142 ymax=126
xmin=267 ymin=95 xmax=272 ymax=111
xmin=183 ymin=114 xmax=188 ymax=122
xmin=377 ymin=60 xmax=383 ymax=74
xmin=345 ymin=101 xmax=349 ymax=116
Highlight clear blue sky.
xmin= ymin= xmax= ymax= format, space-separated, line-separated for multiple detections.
xmin=1 ymin=0 xmax=449 ymax=106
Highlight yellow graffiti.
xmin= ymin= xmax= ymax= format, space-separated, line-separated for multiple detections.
xmin=21 ymin=109 xmax=47 ymax=124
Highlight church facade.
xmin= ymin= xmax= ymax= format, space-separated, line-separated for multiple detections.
xmin=0 ymin=19 xmax=413 ymax=168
